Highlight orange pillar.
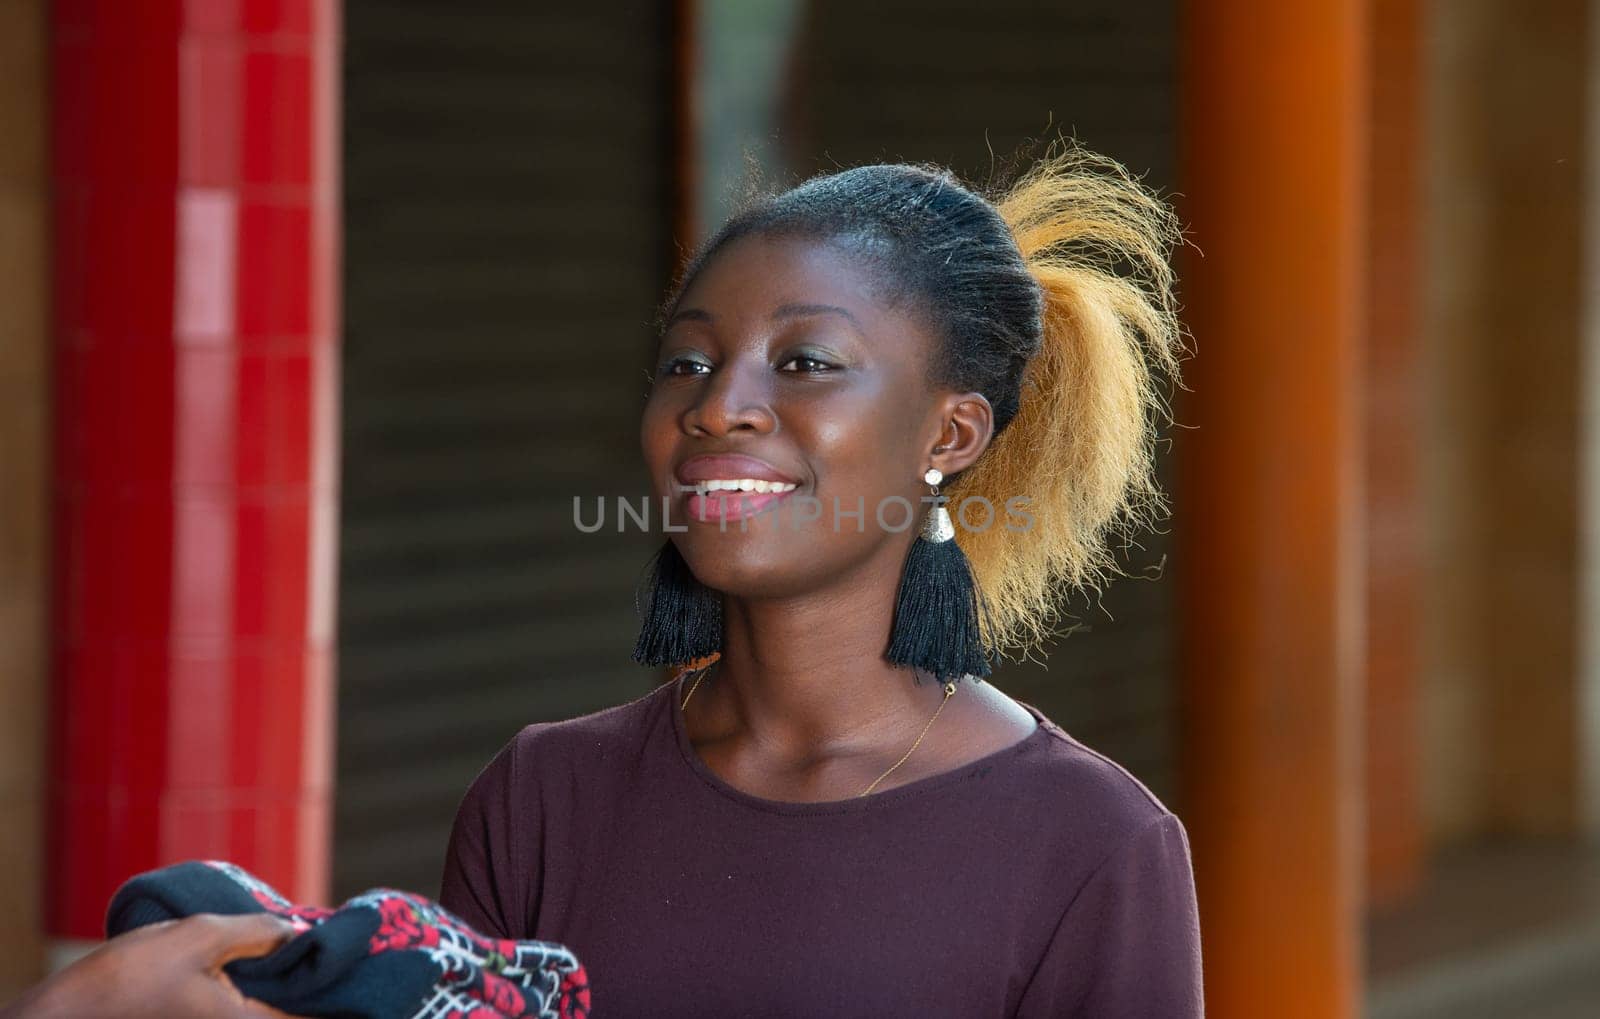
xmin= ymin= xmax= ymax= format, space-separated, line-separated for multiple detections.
xmin=1176 ymin=1 xmax=1367 ymax=1016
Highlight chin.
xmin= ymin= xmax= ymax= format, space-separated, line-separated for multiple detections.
xmin=678 ymin=520 xmax=890 ymax=603
xmin=675 ymin=535 xmax=827 ymax=602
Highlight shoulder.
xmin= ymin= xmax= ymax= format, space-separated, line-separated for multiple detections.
xmin=1007 ymin=718 xmax=1204 ymax=1015
xmin=442 ymin=682 xmax=674 ymax=937
xmin=466 ymin=680 xmax=673 ymax=798
xmin=1004 ymin=701 xmax=1180 ymax=858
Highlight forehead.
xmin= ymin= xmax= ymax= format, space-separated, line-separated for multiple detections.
xmin=673 ymin=231 xmax=917 ymax=337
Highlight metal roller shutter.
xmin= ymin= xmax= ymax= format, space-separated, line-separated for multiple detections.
xmin=336 ymin=1 xmax=672 ymax=898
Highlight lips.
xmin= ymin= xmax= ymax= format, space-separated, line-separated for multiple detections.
xmin=673 ymin=453 xmax=803 ymax=525
xmin=674 ymin=454 xmax=799 ymax=487
xmin=685 ymin=488 xmax=795 ymax=523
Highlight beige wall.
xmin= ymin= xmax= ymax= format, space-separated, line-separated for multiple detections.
xmin=1422 ymin=0 xmax=1589 ymax=842
xmin=1420 ymin=0 xmax=1491 ymax=842
xmin=0 ymin=0 xmax=48 ymax=999
xmin=1583 ymin=0 xmax=1600 ymax=840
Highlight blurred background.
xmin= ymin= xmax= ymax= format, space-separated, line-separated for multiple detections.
xmin=2 ymin=0 xmax=1598 ymax=1016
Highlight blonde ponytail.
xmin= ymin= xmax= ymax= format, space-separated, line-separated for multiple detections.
xmin=950 ymin=144 xmax=1186 ymax=659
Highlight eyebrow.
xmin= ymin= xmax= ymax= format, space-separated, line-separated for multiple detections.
xmin=771 ymin=302 xmax=863 ymax=330
xmin=663 ymin=308 xmax=712 ymax=331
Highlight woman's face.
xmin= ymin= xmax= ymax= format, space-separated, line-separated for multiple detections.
xmin=641 ymin=231 xmax=991 ymax=601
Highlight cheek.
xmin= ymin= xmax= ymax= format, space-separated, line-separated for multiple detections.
xmin=639 ymin=423 xmax=686 ymax=502
xmin=804 ymin=394 xmax=926 ymax=499
xmin=639 ymin=396 xmax=676 ymax=469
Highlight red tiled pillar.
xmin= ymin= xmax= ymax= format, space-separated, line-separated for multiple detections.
xmin=46 ymin=0 xmax=340 ymax=941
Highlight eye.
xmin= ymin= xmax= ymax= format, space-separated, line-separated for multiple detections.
xmin=660 ymin=354 xmax=712 ymax=376
xmin=778 ymin=353 xmax=838 ymax=374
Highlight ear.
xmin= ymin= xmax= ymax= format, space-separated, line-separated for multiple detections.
xmin=923 ymin=391 xmax=995 ymax=478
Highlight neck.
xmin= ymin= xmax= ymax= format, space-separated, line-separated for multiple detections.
xmin=694 ymin=555 xmax=949 ymax=760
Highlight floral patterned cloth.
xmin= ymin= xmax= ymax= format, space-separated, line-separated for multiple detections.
xmin=106 ymin=860 xmax=590 ymax=1019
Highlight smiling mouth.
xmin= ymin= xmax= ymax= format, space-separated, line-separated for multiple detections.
xmin=677 ymin=479 xmax=800 ymax=496
xmin=677 ymin=479 xmax=802 ymax=523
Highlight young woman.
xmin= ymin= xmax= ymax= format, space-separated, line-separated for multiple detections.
xmin=439 ymin=147 xmax=1204 ymax=1017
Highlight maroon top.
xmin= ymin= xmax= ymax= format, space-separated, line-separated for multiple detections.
xmin=439 ymin=676 xmax=1204 ymax=1017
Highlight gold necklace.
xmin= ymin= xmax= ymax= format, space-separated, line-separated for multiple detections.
xmin=678 ymin=662 xmax=958 ymax=798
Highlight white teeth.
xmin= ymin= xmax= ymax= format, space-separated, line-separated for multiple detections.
xmin=693 ymin=479 xmax=798 ymax=494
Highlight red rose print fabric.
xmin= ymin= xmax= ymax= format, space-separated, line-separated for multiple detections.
xmin=105 ymin=860 xmax=590 ymax=1019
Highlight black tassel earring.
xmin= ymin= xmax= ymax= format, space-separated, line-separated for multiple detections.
xmin=886 ymin=467 xmax=996 ymax=683
xmin=632 ymin=539 xmax=723 ymax=667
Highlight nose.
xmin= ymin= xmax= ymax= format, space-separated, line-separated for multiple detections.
xmin=682 ymin=358 xmax=777 ymax=438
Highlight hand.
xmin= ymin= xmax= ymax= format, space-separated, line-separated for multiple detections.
xmin=3 ymin=913 xmax=304 ymax=1019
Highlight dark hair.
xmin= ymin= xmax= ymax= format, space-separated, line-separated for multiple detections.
xmin=663 ymin=164 xmax=1044 ymax=438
